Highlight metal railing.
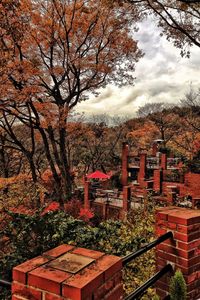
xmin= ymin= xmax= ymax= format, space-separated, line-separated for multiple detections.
xmin=122 ymin=231 xmax=173 ymax=266
xmin=0 ymin=279 xmax=11 ymax=287
xmin=124 ymin=264 xmax=173 ymax=300
xmin=123 ymin=231 xmax=173 ymax=300
xmin=147 ymin=157 xmax=160 ymax=169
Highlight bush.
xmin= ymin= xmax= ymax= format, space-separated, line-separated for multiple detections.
xmin=169 ymin=270 xmax=187 ymax=300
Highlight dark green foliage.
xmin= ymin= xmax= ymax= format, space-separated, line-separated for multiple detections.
xmin=0 ymin=209 xmax=147 ymax=277
xmin=169 ymin=270 xmax=187 ymax=300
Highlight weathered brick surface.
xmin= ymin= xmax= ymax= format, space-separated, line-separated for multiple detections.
xmin=62 ymin=267 xmax=104 ymax=299
xmin=28 ymin=266 xmax=71 ymax=295
xmin=43 ymin=245 xmax=74 ymax=258
xmin=71 ymin=248 xmax=104 ymax=260
xmin=155 ymin=207 xmax=200 ymax=300
xmin=12 ymin=245 xmax=123 ymax=300
xmin=13 ymin=256 xmax=51 ymax=284
xmin=12 ymin=281 xmax=42 ymax=300
xmin=44 ymin=293 xmax=66 ymax=300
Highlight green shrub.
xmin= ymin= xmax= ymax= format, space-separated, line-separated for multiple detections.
xmin=169 ymin=270 xmax=187 ymax=300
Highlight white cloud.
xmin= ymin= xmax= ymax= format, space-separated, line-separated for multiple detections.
xmin=76 ymin=17 xmax=200 ymax=117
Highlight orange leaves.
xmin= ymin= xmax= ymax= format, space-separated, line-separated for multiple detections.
xmin=0 ymin=0 xmax=141 ymax=108
xmin=127 ymin=120 xmax=158 ymax=150
xmin=0 ymin=173 xmax=31 ymax=190
xmin=33 ymin=102 xmax=58 ymax=128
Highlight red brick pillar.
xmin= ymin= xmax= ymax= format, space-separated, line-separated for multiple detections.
xmin=153 ymin=169 xmax=162 ymax=193
xmin=12 ymin=244 xmax=123 ymax=300
xmin=84 ymin=179 xmax=90 ymax=209
xmin=166 ymin=186 xmax=177 ymax=204
xmin=161 ymin=153 xmax=167 ymax=170
xmin=155 ymin=207 xmax=200 ymax=299
xmin=121 ymin=142 xmax=129 ymax=186
xmin=137 ymin=153 xmax=147 ymax=185
xmin=122 ymin=186 xmax=131 ymax=213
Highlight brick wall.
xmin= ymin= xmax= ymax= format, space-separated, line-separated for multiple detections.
xmin=181 ymin=172 xmax=200 ymax=198
xmin=162 ymin=182 xmax=184 ymax=194
xmin=162 ymin=172 xmax=200 ymax=199
xmin=12 ymin=245 xmax=123 ymax=300
xmin=155 ymin=207 xmax=200 ymax=299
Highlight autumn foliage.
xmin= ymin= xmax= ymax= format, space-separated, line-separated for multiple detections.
xmin=0 ymin=0 xmax=142 ymax=205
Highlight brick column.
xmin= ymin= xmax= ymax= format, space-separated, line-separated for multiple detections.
xmin=153 ymin=169 xmax=162 ymax=193
xmin=166 ymin=186 xmax=177 ymax=204
xmin=161 ymin=153 xmax=167 ymax=170
xmin=122 ymin=186 xmax=131 ymax=213
xmin=138 ymin=153 xmax=147 ymax=185
xmin=155 ymin=207 xmax=200 ymax=299
xmin=12 ymin=244 xmax=123 ymax=300
xmin=84 ymin=179 xmax=90 ymax=209
xmin=121 ymin=142 xmax=129 ymax=186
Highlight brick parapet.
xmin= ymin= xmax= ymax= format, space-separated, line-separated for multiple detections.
xmin=12 ymin=245 xmax=123 ymax=300
xmin=155 ymin=207 xmax=200 ymax=299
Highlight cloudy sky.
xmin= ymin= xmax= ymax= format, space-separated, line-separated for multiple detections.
xmin=76 ymin=17 xmax=200 ymax=118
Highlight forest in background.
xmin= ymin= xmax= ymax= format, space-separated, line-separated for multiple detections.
xmin=0 ymin=86 xmax=200 ymax=209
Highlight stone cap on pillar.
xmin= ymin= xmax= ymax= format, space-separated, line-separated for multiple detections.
xmin=12 ymin=244 xmax=123 ymax=300
xmin=156 ymin=206 xmax=200 ymax=225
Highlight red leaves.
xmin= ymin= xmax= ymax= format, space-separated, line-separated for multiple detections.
xmin=41 ymin=201 xmax=60 ymax=216
xmin=79 ymin=208 xmax=94 ymax=222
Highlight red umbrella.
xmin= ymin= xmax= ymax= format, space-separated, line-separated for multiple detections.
xmin=86 ymin=170 xmax=110 ymax=179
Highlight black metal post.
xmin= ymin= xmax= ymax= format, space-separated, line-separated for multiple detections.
xmin=124 ymin=264 xmax=173 ymax=300
xmin=122 ymin=231 xmax=173 ymax=266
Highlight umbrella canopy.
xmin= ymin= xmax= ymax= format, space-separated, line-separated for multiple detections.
xmin=86 ymin=170 xmax=110 ymax=179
